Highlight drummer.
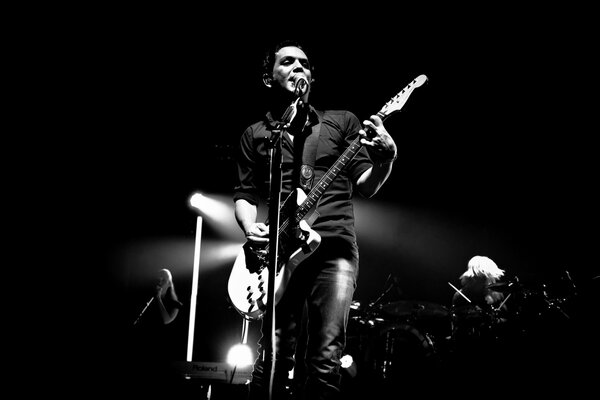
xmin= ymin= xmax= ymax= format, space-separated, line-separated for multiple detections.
xmin=452 ymin=255 xmax=506 ymax=310
xmin=450 ymin=255 xmax=508 ymax=347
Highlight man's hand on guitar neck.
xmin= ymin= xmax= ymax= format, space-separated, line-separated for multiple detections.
xmin=359 ymin=114 xmax=397 ymax=163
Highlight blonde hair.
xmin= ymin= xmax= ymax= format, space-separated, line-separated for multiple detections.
xmin=158 ymin=268 xmax=178 ymax=300
xmin=158 ymin=268 xmax=173 ymax=287
xmin=460 ymin=255 xmax=505 ymax=284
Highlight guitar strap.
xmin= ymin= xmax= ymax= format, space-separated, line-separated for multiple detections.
xmin=299 ymin=110 xmax=322 ymax=192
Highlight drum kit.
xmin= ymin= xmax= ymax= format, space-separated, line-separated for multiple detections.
xmin=345 ymin=271 xmax=578 ymax=386
xmin=346 ymin=298 xmax=451 ymax=385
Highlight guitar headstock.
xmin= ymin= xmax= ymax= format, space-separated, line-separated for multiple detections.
xmin=379 ymin=74 xmax=428 ymax=119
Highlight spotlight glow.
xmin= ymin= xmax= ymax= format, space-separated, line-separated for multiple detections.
xmin=226 ymin=343 xmax=254 ymax=368
xmin=189 ymin=192 xmax=244 ymax=240
xmin=189 ymin=193 xmax=230 ymax=220
xmin=340 ymin=354 xmax=354 ymax=368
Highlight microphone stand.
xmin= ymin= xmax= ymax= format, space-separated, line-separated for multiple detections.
xmin=263 ymin=96 xmax=302 ymax=400
xmin=367 ymin=274 xmax=395 ymax=310
xmin=263 ymin=121 xmax=282 ymax=400
xmin=133 ymin=296 xmax=154 ymax=326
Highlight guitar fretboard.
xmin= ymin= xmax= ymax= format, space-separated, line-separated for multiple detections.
xmin=294 ymin=109 xmax=387 ymax=223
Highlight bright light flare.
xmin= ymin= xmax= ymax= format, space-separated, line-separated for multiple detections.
xmin=189 ymin=192 xmax=244 ymax=240
xmin=190 ymin=193 xmax=230 ymax=219
xmin=340 ymin=353 xmax=357 ymax=378
xmin=226 ymin=343 xmax=254 ymax=368
xmin=340 ymin=354 xmax=354 ymax=368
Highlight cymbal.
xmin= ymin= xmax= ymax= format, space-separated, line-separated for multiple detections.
xmin=487 ymin=282 xmax=507 ymax=290
xmin=379 ymin=300 xmax=449 ymax=318
xmin=487 ymin=280 xmax=522 ymax=293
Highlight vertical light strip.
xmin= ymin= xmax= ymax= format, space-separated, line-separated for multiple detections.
xmin=187 ymin=215 xmax=202 ymax=361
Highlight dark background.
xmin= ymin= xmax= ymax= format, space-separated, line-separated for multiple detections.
xmin=43 ymin=6 xmax=598 ymax=391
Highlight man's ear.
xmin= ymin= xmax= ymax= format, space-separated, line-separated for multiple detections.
xmin=262 ymin=73 xmax=273 ymax=88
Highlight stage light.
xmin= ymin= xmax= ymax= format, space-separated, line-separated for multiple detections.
xmin=227 ymin=318 xmax=254 ymax=368
xmin=189 ymin=191 xmax=244 ymax=241
xmin=187 ymin=211 xmax=203 ymax=362
xmin=188 ymin=191 xmax=234 ymax=361
xmin=340 ymin=354 xmax=354 ymax=369
xmin=227 ymin=343 xmax=254 ymax=368
xmin=186 ymin=191 xmax=246 ymax=361
xmin=340 ymin=354 xmax=357 ymax=378
xmin=189 ymin=192 xmax=231 ymax=221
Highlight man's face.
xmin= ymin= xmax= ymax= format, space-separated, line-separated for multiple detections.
xmin=270 ymin=46 xmax=312 ymax=97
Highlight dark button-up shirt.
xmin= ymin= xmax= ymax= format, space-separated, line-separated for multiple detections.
xmin=234 ymin=105 xmax=373 ymax=242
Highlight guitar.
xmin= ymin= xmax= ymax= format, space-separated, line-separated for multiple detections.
xmin=228 ymin=74 xmax=428 ymax=320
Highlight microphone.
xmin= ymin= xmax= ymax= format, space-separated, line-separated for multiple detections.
xmin=294 ymin=77 xmax=308 ymax=97
xmin=133 ymin=296 xmax=154 ymax=325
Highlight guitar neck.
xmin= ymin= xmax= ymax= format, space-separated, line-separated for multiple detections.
xmin=294 ymin=110 xmax=387 ymax=223
xmin=288 ymin=74 xmax=428 ymax=227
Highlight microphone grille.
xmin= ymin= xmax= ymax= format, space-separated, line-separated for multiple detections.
xmin=294 ymin=77 xmax=308 ymax=97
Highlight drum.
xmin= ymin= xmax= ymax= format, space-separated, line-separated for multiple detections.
xmin=450 ymin=305 xmax=498 ymax=342
xmin=362 ymin=322 xmax=436 ymax=382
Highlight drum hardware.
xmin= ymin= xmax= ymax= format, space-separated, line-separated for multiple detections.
xmin=365 ymin=274 xmax=403 ymax=311
xmin=349 ymin=300 xmax=387 ymax=327
xmin=379 ymin=300 xmax=450 ymax=319
xmin=347 ymin=297 xmax=449 ymax=384
xmin=542 ymin=297 xmax=570 ymax=319
xmin=450 ymin=304 xmax=504 ymax=342
xmin=367 ymin=322 xmax=437 ymax=382
xmin=349 ymin=300 xmax=361 ymax=311
xmin=564 ymin=270 xmax=577 ymax=295
xmin=487 ymin=276 xmax=521 ymax=293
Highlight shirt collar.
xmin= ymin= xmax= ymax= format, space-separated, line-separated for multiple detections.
xmin=265 ymin=104 xmax=320 ymax=129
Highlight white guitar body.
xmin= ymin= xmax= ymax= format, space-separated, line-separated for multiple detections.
xmin=227 ymin=188 xmax=321 ymax=320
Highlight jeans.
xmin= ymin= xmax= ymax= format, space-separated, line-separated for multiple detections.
xmin=248 ymin=238 xmax=359 ymax=400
